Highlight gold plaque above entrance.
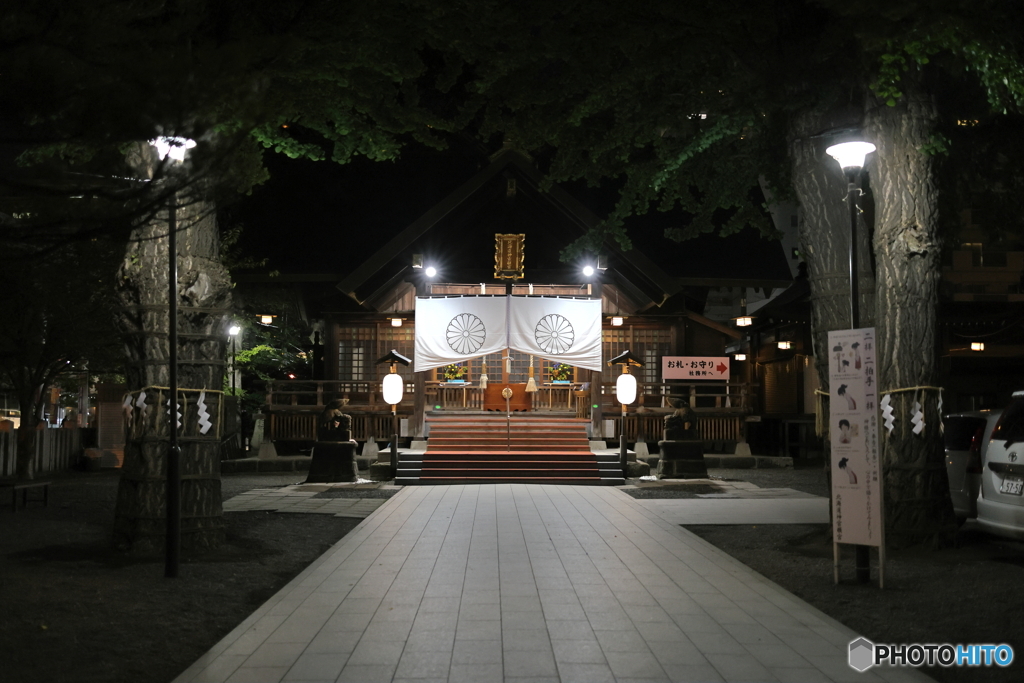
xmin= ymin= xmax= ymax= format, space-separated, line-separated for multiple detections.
xmin=494 ymin=233 xmax=525 ymax=280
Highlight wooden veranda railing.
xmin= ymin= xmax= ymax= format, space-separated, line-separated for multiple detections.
xmin=620 ymin=413 xmax=743 ymax=444
xmin=265 ymin=410 xmax=413 ymax=443
xmin=262 ymin=379 xmax=757 ymax=444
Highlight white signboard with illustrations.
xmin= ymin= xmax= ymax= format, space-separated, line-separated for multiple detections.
xmin=828 ymin=328 xmax=885 ymax=585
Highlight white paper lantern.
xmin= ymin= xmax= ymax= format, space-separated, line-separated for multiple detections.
xmin=615 ymin=372 xmax=637 ymax=405
xmin=382 ymin=373 xmax=404 ymax=405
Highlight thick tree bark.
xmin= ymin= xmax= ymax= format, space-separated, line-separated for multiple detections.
xmin=789 ymin=105 xmax=877 ymax=516
xmin=790 ymin=107 xmax=877 ymax=384
xmin=113 ymin=147 xmax=232 ymax=553
xmin=866 ymin=85 xmax=957 ymax=547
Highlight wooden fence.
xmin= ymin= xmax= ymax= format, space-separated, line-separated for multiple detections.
xmin=266 ymin=411 xmax=414 ymax=444
xmin=0 ymin=429 xmax=82 ymax=478
xmin=620 ymin=414 xmax=742 ymax=445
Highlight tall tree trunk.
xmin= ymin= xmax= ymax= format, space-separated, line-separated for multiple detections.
xmin=112 ymin=146 xmax=232 ymax=553
xmin=790 ymin=106 xmax=877 ymax=387
xmin=789 ymin=104 xmax=877 ymax=512
xmin=866 ymin=83 xmax=957 ymax=547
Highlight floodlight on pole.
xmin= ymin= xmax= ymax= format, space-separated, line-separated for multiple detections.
xmin=228 ymin=324 xmax=241 ymax=398
xmin=425 ymin=266 xmax=437 ymax=278
xmin=582 ymin=265 xmax=595 ymax=277
xmin=150 ymin=136 xmax=197 ymax=163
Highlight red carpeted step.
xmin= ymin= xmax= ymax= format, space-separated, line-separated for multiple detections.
xmin=414 ymin=414 xmax=611 ymax=485
xmin=415 ymin=477 xmax=606 ymax=485
xmin=424 ymin=451 xmax=597 ymax=460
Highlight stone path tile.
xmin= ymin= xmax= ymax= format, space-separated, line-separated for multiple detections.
xmin=175 ymin=484 xmax=934 ymax=683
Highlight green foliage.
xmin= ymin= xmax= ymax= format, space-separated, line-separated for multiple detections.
xmin=550 ymin=364 xmax=572 ymax=381
xmin=919 ymin=133 xmax=951 ymax=157
xmin=442 ymin=364 xmax=466 ymax=380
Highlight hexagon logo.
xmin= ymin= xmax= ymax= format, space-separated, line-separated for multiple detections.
xmin=849 ymin=637 xmax=875 ymax=672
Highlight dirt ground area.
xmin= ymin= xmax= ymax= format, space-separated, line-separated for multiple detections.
xmin=0 ymin=471 xmax=356 ymax=683
xmin=0 ymin=467 xmax=1021 ymax=683
xmin=682 ymin=467 xmax=1023 ymax=683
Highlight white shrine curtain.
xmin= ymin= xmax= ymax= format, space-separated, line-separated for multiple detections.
xmin=507 ymin=296 xmax=603 ymax=372
xmin=414 ymin=295 xmax=603 ymax=373
xmin=413 ymin=296 xmax=507 ymax=372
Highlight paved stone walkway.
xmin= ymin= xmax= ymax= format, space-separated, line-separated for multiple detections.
xmin=177 ymin=485 xmax=929 ymax=683
xmin=223 ymin=483 xmax=393 ymax=518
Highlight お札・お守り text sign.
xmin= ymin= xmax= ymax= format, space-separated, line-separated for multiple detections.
xmin=662 ymin=356 xmax=729 ymax=380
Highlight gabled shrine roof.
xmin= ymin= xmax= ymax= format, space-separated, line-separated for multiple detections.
xmin=336 ymin=148 xmax=791 ymax=312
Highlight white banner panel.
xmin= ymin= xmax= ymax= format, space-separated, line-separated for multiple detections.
xmin=828 ymin=327 xmax=883 ymax=548
xmin=507 ymin=296 xmax=603 ymax=372
xmin=414 ymin=297 xmax=508 ymax=372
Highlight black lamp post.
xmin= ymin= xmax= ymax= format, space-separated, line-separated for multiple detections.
xmin=228 ymin=324 xmax=241 ymax=396
xmin=826 ymin=139 xmax=876 ymax=584
xmin=151 ymin=136 xmax=194 ymax=579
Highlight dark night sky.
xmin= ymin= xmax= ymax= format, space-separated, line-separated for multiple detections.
xmin=232 ymin=138 xmax=790 ymax=284
xmin=234 ymin=141 xmax=486 ymax=273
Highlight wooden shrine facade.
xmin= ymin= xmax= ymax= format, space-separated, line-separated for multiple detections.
xmin=258 ymin=148 xmax=792 ymax=448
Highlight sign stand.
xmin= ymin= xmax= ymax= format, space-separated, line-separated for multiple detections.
xmin=828 ymin=328 xmax=885 ymax=589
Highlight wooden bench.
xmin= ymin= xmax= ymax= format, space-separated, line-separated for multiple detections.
xmin=0 ymin=480 xmax=52 ymax=512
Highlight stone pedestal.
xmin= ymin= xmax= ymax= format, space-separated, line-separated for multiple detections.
xmin=625 ymin=459 xmax=651 ymax=478
xmin=657 ymin=440 xmax=708 ymax=479
xmin=305 ymin=441 xmax=357 ymax=483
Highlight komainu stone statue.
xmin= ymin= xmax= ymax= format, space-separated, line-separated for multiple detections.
xmin=318 ymin=399 xmax=353 ymax=442
xmin=307 ymin=399 xmax=357 ymax=483
xmin=663 ymin=398 xmax=700 ymax=441
xmin=658 ymin=397 xmax=708 ymax=479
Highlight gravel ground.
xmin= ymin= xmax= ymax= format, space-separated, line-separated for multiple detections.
xmin=625 ymin=462 xmax=1022 ymax=683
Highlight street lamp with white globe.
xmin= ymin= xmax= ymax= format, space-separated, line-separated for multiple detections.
xmin=825 ymin=139 xmax=876 ymax=585
xmin=149 ymin=135 xmax=195 ymax=579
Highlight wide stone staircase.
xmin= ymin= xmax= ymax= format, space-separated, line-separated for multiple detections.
xmin=396 ymin=414 xmax=624 ymax=486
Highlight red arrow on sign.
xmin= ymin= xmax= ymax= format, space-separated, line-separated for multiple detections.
xmin=716 ymin=362 xmax=728 ymax=374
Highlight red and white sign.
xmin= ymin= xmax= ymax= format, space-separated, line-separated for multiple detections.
xmin=662 ymin=356 xmax=730 ymax=380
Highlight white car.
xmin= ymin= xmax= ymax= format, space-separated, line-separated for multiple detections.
xmin=977 ymin=391 xmax=1024 ymax=540
xmin=943 ymin=411 xmax=997 ymax=521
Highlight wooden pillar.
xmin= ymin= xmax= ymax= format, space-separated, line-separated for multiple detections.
xmin=412 ymin=371 xmax=426 ymax=437
xmin=411 ymin=277 xmax=429 ymax=438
